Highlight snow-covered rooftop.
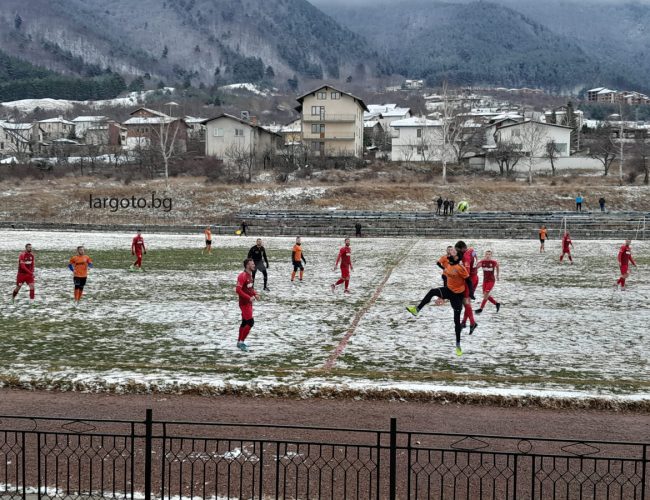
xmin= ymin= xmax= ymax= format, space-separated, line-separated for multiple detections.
xmin=364 ymin=120 xmax=381 ymax=128
xmin=0 ymin=122 xmax=33 ymax=130
xmin=390 ymin=117 xmax=442 ymax=127
xmin=38 ymin=117 xmax=75 ymax=125
xmin=72 ymin=116 xmax=108 ymax=123
xmin=123 ymin=116 xmax=174 ymax=125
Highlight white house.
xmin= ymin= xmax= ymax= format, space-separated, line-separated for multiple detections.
xmin=493 ymin=120 xmax=572 ymax=157
xmin=390 ymin=117 xmax=454 ymax=162
xmin=72 ymin=116 xmax=110 ymax=138
xmin=203 ymin=113 xmax=280 ymax=165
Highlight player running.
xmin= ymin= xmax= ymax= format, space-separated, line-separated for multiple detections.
xmin=248 ymin=239 xmax=270 ymax=291
xmin=615 ymin=239 xmax=637 ymax=290
xmin=560 ymin=231 xmax=573 ymax=264
xmin=202 ymin=226 xmax=213 ymax=255
xmin=331 ymin=238 xmax=353 ymax=294
xmin=236 ymin=258 xmax=259 ymax=352
xmin=12 ymin=243 xmax=35 ymax=304
xmin=291 ymin=236 xmax=307 ymax=282
xmin=405 ymin=247 xmax=475 ymax=356
xmin=68 ymin=246 xmax=93 ymax=303
xmin=539 ymin=225 xmax=548 ymax=253
xmin=131 ymin=230 xmax=147 ymax=271
xmin=475 ymin=250 xmax=500 ymax=314
xmin=455 ymin=241 xmax=478 ymax=334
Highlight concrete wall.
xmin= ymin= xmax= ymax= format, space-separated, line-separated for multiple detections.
xmin=484 ymin=155 xmax=603 ymax=173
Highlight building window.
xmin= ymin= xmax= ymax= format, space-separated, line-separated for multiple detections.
xmin=511 ymin=129 xmax=521 ymax=137
xmin=555 ymin=143 xmax=568 ymax=153
xmin=213 ymin=128 xmax=224 ymax=137
xmin=0 ymin=142 xmax=3 ymax=150
xmin=416 ymin=146 xmax=428 ymax=155
xmin=235 ymin=129 xmax=244 ymax=137
xmin=317 ymin=91 xmax=327 ymax=100
xmin=311 ymin=141 xmax=320 ymax=151
xmin=331 ymin=92 xmax=341 ymax=100
xmin=416 ymin=128 xmax=422 ymax=138
xmin=311 ymin=124 xmax=325 ymax=134
xmin=311 ymin=106 xmax=325 ymax=116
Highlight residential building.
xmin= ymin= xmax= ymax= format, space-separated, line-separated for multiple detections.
xmin=38 ymin=117 xmax=75 ymax=141
xmin=296 ymin=85 xmax=368 ymax=158
xmin=122 ymin=107 xmax=188 ymax=152
xmin=85 ymin=122 xmax=125 ymax=147
xmin=0 ymin=122 xmax=40 ymax=157
xmin=203 ymin=113 xmax=280 ymax=166
xmin=72 ymin=116 xmax=110 ymax=139
xmin=183 ymin=116 xmax=207 ymax=140
xmin=493 ymin=120 xmax=572 ymax=157
xmin=404 ymin=79 xmax=424 ymax=90
xmin=390 ymin=117 xmax=453 ymax=162
xmin=363 ymin=120 xmax=384 ymax=148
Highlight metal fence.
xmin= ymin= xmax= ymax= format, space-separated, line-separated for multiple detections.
xmin=0 ymin=410 xmax=647 ymax=499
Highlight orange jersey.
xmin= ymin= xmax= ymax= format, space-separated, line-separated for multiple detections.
xmin=444 ymin=262 xmax=469 ymax=294
xmin=204 ymin=228 xmax=212 ymax=240
xmin=292 ymin=244 xmax=303 ymax=262
xmin=69 ymin=255 xmax=93 ymax=278
xmin=539 ymin=228 xmax=548 ymax=240
xmin=438 ymin=255 xmax=450 ymax=268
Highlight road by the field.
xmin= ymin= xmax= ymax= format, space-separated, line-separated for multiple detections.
xmin=1 ymin=389 xmax=649 ymax=442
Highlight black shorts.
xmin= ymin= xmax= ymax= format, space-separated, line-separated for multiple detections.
xmin=205 ymin=240 xmax=212 ymax=245
xmin=293 ymin=261 xmax=304 ymax=271
xmin=73 ymin=277 xmax=87 ymax=289
xmin=539 ymin=238 xmax=545 ymax=243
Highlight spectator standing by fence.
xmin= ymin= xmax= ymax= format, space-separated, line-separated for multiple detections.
xmin=576 ymin=195 xmax=583 ymax=212
xmin=449 ymin=199 xmax=455 ymax=215
xmin=443 ymin=199 xmax=449 ymax=215
xmin=599 ymin=197 xmax=606 ymax=212
xmin=436 ymin=196 xmax=443 ymax=215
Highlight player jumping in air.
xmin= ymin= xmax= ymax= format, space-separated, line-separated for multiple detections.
xmin=131 ymin=230 xmax=147 ymax=271
xmin=203 ymin=226 xmax=213 ymax=255
xmin=248 ymin=239 xmax=270 ymax=291
xmin=68 ymin=246 xmax=93 ymax=303
xmin=455 ymin=241 xmax=478 ymax=334
xmin=475 ymin=250 xmax=500 ymax=314
xmin=436 ymin=246 xmax=454 ymax=286
xmin=539 ymin=225 xmax=548 ymax=253
xmin=291 ymin=236 xmax=307 ymax=282
xmin=406 ymin=247 xmax=475 ymax=356
xmin=560 ymin=231 xmax=573 ymax=264
xmin=236 ymin=258 xmax=259 ymax=352
xmin=12 ymin=243 xmax=35 ymax=304
xmin=615 ymin=239 xmax=637 ymax=290
xmin=332 ymin=238 xmax=353 ymax=293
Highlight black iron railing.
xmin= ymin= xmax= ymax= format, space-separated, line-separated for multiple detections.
xmin=0 ymin=410 xmax=647 ymax=499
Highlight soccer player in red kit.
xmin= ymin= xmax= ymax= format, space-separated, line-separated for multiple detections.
xmin=236 ymin=258 xmax=259 ymax=352
xmin=12 ymin=243 xmax=35 ymax=304
xmin=131 ymin=230 xmax=147 ymax=270
xmin=615 ymin=239 xmax=637 ymax=290
xmin=560 ymin=231 xmax=573 ymax=264
xmin=331 ymin=238 xmax=353 ymax=293
xmin=455 ymin=241 xmax=478 ymax=334
xmin=475 ymin=250 xmax=500 ymax=314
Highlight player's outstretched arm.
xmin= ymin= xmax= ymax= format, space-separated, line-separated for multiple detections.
xmin=67 ymin=263 xmax=74 ymax=272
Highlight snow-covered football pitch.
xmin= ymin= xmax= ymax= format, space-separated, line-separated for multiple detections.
xmin=1 ymin=230 xmax=648 ymax=402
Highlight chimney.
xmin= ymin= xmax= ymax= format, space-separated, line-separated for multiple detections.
xmin=240 ymin=111 xmax=250 ymax=121
xmin=250 ymin=116 xmax=258 ymax=126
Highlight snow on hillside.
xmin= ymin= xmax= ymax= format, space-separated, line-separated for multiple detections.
xmin=219 ymin=83 xmax=276 ymax=96
xmin=0 ymin=88 xmax=176 ymax=114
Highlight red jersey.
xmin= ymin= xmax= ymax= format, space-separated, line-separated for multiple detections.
xmin=618 ymin=245 xmax=635 ymax=266
xmin=562 ymin=234 xmax=572 ymax=251
xmin=477 ymin=259 xmax=498 ymax=283
xmin=462 ymin=247 xmax=478 ymax=276
xmin=337 ymin=246 xmax=352 ymax=268
xmin=132 ymin=235 xmax=146 ymax=254
xmin=236 ymin=271 xmax=256 ymax=306
xmin=18 ymin=251 xmax=35 ymax=275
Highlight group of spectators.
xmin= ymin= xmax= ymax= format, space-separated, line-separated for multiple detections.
xmin=575 ymin=195 xmax=607 ymax=212
xmin=435 ymin=196 xmax=456 ymax=216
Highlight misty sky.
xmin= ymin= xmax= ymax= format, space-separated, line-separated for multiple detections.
xmin=309 ymin=0 xmax=650 ymax=5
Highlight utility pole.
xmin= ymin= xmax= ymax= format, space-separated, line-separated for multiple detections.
xmin=619 ymin=101 xmax=624 ymax=185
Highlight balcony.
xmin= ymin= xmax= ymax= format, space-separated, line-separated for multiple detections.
xmin=303 ymin=114 xmax=357 ymax=122
xmin=303 ymin=132 xmax=356 ymax=140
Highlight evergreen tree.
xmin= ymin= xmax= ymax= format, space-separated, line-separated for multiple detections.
xmin=14 ymin=14 xmax=22 ymax=30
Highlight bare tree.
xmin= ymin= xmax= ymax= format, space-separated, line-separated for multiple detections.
xmin=545 ymin=139 xmax=560 ymax=176
xmin=439 ymin=81 xmax=453 ymax=183
xmin=224 ymin=142 xmax=256 ymax=182
xmin=487 ymin=141 xmax=523 ymax=177
xmin=518 ymin=121 xmax=546 ymax=184
xmin=631 ymin=134 xmax=650 ymax=185
xmin=149 ymin=118 xmax=183 ymax=187
xmin=586 ymin=126 xmax=617 ymax=176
